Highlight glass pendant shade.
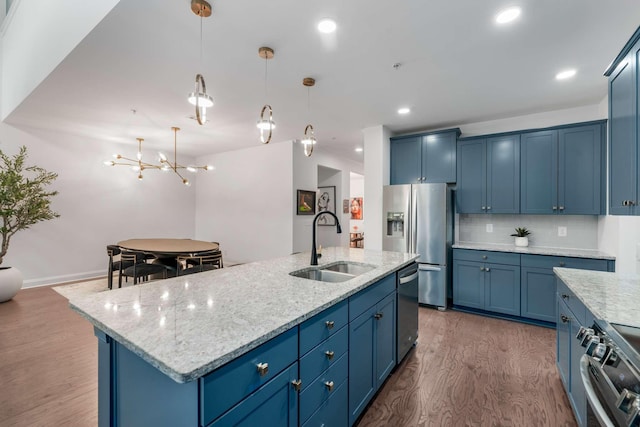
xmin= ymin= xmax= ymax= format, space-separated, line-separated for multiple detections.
xmin=188 ymin=92 xmax=214 ymax=107
xmin=302 ymin=124 xmax=316 ymax=157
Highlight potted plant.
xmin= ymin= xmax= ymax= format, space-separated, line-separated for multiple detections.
xmin=0 ymin=146 xmax=59 ymax=302
xmin=511 ymin=227 xmax=531 ymax=247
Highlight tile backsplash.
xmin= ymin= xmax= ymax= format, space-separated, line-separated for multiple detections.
xmin=456 ymin=214 xmax=599 ymax=250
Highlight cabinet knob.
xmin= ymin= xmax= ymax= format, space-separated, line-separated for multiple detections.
xmin=324 ymin=381 xmax=335 ymax=392
xmin=480 ymin=267 xmax=484 ymax=271
xmin=291 ymin=379 xmax=302 ymax=391
xmin=623 ymin=200 xmax=628 ymax=206
xmin=422 ymin=177 xmax=426 ymax=181
xmin=487 ymin=206 xmax=491 ymax=210
xmin=481 ymin=206 xmax=486 ymax=210
xmin=561 ymin=294 xmax=569 ymax=300
xmin=256 ymin=362 xmax=269 ymax=377
xmin=325 ymin=320 xmax=335 ymax=330
xmin=552 ymin=206 xmax=557 ymax=210
xmin=559 ymin=262 xmax=566 ymax=267
xmin=560 ymin=314 xmax=569 ymax=323
xmin=559 ymin=206 xmax=565 ymax=211
xmin=325 ymin=350 xmax=335 ymax=361
xmin=374 ymin=312 xmax=384 ymax=320
xmin=631 ymin=201 xmax=637 ymax=206
xmin=485 ymin=267 xmax=490 ymax=272
xmin=482 ymin=255 xmax=487 ymax=260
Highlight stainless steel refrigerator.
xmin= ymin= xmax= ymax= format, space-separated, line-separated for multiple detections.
xmin=382 ymin=183 xmax=453 ymax=308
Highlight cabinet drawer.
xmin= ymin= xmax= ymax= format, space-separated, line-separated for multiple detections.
xmin=200 ymin=328 xmax=298 ymax=426
xmin=349 ymin=273 xmax=395 ymax=321
xmin=300 ymin=352 xmax=348 ymax=423
xmin=299 ymin=299 xmax=348 ymax=355
xmin=453 ymin=249 xmax=520 ymax=266
xmin=302 ymin=380 xmax=348 ymax=427
xmin=556 ymin=278 xmax=586 ymax=325
xmin=300 ymin=325 xmax=348 ymax=387
xmin=522 ymin=254 xmax=608 ymax=271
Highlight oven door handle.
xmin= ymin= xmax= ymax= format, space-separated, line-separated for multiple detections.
xmin=580 ymin=355 xmax=616 ymax=427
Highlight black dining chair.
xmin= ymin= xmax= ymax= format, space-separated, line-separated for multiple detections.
xmin=106 ymin=245 xmax=135 ymax=290
xmin=178 ymin=251 xmax=223 ymax=276
xmin=119 ymin=251 xmax=171 ymax=286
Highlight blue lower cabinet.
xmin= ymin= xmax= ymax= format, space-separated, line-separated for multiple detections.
xmin=484 ymin=263 xmax=520 ymax=316
xmin=569 ymin=319 xmax=586 ymax=427
xmin=302 ymin=380 xmax=348 ymax=427
xmin=556 ymin=295 xmax=571 ymax=390
xmin=210 ymin=363 xmax=299 ymax=427
xmin=521 ymin=267 xmax=556 ymax=323
xmin=348 ymin=291 xmax=397 ymax=426
xmin=300 ymin=353 xmax=348 ymax=423
xmin=452 ymin=260 xmax=484 ymax=309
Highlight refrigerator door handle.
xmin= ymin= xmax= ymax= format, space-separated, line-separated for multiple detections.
xmin=418 ymin=265 xmax=442 ymax=272
xmin=406 ymin=187 xmax=412 ymax=253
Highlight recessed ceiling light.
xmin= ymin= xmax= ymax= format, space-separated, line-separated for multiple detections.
xmin=398 ymin=107 xmax=411 ymax=115
xmin=317 ymin=18 xmax=337 ymax=34
xmin=556 ymin=69 xmax=577 ymax=80
xmin=355 ymin=147 xmax=364 ymax=153
xmin=495 ymin=7 xmax=521 ymax=24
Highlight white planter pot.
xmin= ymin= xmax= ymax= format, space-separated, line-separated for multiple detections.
xmin=0 ymin=267 xmax=23 ymax=302
xmin=515 ymin=237 xmax=529 ymax=247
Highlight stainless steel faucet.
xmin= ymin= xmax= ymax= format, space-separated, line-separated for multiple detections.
xmin=310 ymin=211 xmax=342 ymax=265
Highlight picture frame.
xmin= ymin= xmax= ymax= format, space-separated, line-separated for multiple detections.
xmin=343 ymin=199 xmax=349 ymax=214
xmin=317 ymin=186 xmax=336 ymax=226
xmin=296 ymin=190 xmax=316 ymax=215
xmin=350 ymin=197 xmax=363 ymax=220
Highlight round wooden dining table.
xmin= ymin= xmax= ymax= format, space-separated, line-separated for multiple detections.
xmin=117 ymin=238 xmax=219 ymax=256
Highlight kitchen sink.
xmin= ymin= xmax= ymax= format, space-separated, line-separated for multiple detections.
xmin=321 ymin=261 xmax=376 ymax=276
xmin=289 ymin=261 xmax=377 ymax=283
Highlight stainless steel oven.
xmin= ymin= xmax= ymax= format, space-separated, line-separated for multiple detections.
xmin=577 ymin=321 xmax=640 ymax=427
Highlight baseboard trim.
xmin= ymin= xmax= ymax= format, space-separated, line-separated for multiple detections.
xmin=22 ymin=270 xmax=106 ymax=289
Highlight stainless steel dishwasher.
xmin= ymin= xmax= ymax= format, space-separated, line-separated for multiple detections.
xmin=397 ymin=262 xmax=419 ymax=363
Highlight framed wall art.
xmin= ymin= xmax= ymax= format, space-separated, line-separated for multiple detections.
xmin=317 ymin=186 xmax=336 ymax=225
xmin=296 ymin=190 xmax=316 ymax=215
xmin=350 ymin=197 xmax=363 ymax=220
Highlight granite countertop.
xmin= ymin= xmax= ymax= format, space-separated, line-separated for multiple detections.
xmin=554 ymin=267 xmax=640 ymax=328
xmin=70 ymin=247 xmax=418 ymax=384
xmin=453 ymin=242 xmax=615 ymax=260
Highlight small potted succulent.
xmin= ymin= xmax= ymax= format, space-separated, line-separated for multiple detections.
xmin=511 ymin=227 xmax=531 ymax=247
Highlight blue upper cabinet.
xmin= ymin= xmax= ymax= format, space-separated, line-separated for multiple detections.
xmin=606 ymin=28 xmax=640 ymax=215
xmin=456 ymin=134 xmax=520 ymax=214
xmin=390 ymin=128 xmax=461 ymax=185
xmin=521 ymin=122 xmax=605 ymax=215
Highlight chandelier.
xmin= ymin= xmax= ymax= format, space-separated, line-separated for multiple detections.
xmin=104 ymin=127 xmax=213 ymax=186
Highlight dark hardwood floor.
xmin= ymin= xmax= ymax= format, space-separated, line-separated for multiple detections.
xmin=0 ymin=287 xmax=576 ymax=426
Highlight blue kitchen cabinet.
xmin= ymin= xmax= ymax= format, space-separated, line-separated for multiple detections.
xmin=606 ymin=29 xmax=640 ymax=215
xmin=521 ymin=122 xmax=606 ymax=215
xmin=390 ymin=128 xmax=461 ymax=184
xmin=556 ymin=294 xmax=571 ymax=389
xmin=569 ymin=318 xmax=586 ymax=427
xmin=456 ymin=134 xmax=520 ymax=214
xmin=452 ymin=250 xmax=520 ymax=316
xmin=348 ymin=275 xmax=396 ymax=426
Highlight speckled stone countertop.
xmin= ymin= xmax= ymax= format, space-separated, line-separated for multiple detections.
xmin=453 ymin=242 xmax=615 ymax=260
xmin=70 ymin=247 xmax=418 ymax=384
xmin=554 ymin=267 xmax=640 ymax=328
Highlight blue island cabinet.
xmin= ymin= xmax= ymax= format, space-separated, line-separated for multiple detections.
xmin=95 ymin=270 xmax=403 ymax=427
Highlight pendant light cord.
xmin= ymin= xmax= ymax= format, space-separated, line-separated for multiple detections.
xmin=264 ymin=56 xmax=268 ymax=101
xmin=199 ymin=15 xmax=203 ymax=73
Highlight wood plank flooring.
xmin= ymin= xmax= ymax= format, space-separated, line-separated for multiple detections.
xmin=357 ymin=308 xmax=577 ymax=427
xmin=0 ymin=287 xmax=576 ymax=426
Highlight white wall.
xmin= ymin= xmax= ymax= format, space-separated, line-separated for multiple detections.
xmin=363 ymin=125 xmax=391 ymax=250
xmin=1 ymin=0 xmax=120 ymax=119
xmin=0 ymin=122 xmax=196 ymax=287
xmin=195 ymin=141 xmax=293 ymax=263
xmin=292 ymin=142 xmax=364 ymax=254
xmin=317 ymin=165 xmax=342 ymax=248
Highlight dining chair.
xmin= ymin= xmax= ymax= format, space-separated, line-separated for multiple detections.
xmin=178 ymin=251 xmax=223 ymax=276
xmin=119 ymin=251 xmax=170 ymax=286
xmin=106 ymin=245 xmax=135 ymax=290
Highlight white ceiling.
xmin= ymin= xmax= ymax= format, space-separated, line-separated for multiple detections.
xmin=5 ymin=0 xmax=640 ymax=162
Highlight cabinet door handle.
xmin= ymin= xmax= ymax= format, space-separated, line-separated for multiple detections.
xmin=256 ymin=362 xmax=269 ymax=377
xmin=552 ymin=206 xmax=557 ymax=210
xmin=325 ymin=350 xmax=335 ymax=361
xmin=481 ymin=206 xmax=486 ymax=210
xmin=482 ymin=255 xmax=488 ymax=260
xmin=422 ymin=177 xmax=426 ymax=181
xmin=487 ymin=206 xmax=491 ymax=210
xmin=559 ymin=262 xmax=566 ymax=267
xmin=374 ymin=312 xmax=384 ymax=320
xmin=480 ymin=267 xmax=485 ymax=271
xmin=560 ymin=314 xmax=570 ymax=323
xmin=325 ymin=320 xmax=335 ymax=329
xmin=562 ymin=294 xmax=569 ymax=300
xmin=324 ymin=381 xmax=335 ymax=392
xmin=291 ymin=379 xmax=302 ymax=391
xmin=485 ymin=267 xmax=490 ymax=272
xmin=631 ymin=201 xmax=637 ymax=206
xmin=559 ymin=206 xmax=565 ymax=211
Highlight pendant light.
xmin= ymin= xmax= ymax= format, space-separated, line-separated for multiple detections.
xmin=188 ymin=0 xmax=213 ymax=125
xmin=257 ymin=47 xmax=275 ymax=144
xmin=301 ymin=77 xmax=317 ymax=157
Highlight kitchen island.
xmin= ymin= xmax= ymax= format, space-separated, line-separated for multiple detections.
xmin=71 ymin=247 xmax=418 ymax=427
